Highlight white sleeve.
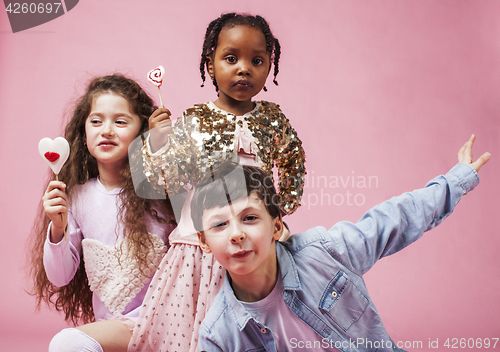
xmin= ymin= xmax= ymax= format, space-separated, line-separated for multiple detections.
xmin=43 ymin=210 xmax=83 ymax=287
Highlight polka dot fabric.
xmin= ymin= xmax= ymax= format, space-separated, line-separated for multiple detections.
xmin=129 ymin=244 xmax=224 ymax=352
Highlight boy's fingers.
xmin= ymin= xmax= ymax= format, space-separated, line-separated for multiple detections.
xmin=457 ymin=142 xmax=469 ymax=163
xmin=471 ymin=152 xmax=491 ymax=172
xmin=465 ymin=134 xmax=475 ymax=152
xmin=457 ymin=144 xmax=464 ymax=159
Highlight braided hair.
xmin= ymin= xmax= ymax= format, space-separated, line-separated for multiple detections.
xmin=199 ymin=13 xmax=281 ymax=92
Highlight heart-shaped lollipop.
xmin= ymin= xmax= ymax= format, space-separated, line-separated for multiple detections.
xmin=38 ymin=137 xmax=70 ymax=175
xmin=147 ymin=65 xmax=165 ymax=107
xmin=38 ymin=137 xmax=70 ymax=240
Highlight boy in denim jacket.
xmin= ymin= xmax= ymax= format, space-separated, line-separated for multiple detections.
xmin=192 ymin=136 xmax=490 ymax=352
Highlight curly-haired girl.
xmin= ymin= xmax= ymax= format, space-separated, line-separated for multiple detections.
xmin=28 ymin=74 xmax=176 ymax=352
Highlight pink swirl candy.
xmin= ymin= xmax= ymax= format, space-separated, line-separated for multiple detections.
xmin=147 ymin=66 xmax=165 ymax=87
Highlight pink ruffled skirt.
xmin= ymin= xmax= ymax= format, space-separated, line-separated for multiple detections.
xmin=128 ymin=243 xmax=224 ymax=352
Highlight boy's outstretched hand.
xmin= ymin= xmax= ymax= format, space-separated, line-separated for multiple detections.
xmin=458 ymin=134 xmax=491 ymax=173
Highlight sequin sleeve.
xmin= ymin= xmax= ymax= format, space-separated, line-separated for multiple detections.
xmin=246 ymin=102 xmax=306 ymax=215
xmin=272 ymin=104 xmax=306 ymax=215
xmin=141 ymin=140 xmax=166 ymax=194
xmin=142 ymin=108 xmax=200 ymax=195
xmin=142 ymin=105 xmax=232 ymax=196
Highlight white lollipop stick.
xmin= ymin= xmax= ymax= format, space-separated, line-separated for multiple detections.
xmin=147 ymin=66 xmax=165 ymax=107
xmin=38 ymin=137 xmax=70 ymax=240
xmin=157 ymin=86 xmax=163 ymax=108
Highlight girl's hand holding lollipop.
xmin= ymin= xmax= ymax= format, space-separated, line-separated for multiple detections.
xmin=38 ymin=137 xmax=70 ymax=241
xmin=147 ymin=65 xmax=173 ymax=153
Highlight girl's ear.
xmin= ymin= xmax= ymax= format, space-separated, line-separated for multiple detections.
xmin=198 ymin=232 xmax=212 ymax=253
xmin=272 ymin=216 xmax=283 ymax=241
xmin=206 ymin=56 xmax=214 ymax=79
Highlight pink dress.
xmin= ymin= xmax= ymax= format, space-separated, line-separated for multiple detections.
xmin=129 ymin=101 xmax=305 ymax=352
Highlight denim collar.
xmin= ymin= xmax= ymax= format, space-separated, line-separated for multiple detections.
xmin=222 ymin=272 xmax=256 ymax=331
xmin=275 ymin=242 xmax=302 ymax=291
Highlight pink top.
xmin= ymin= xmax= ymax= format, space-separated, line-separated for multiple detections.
xmin=43 ymin=178 xmax=174 ymax=321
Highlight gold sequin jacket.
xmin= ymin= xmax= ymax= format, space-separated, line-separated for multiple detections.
xmin=142 ymin=101 xmax=306 ymax=215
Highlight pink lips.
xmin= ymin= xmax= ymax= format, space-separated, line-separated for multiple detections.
xmin=234 ymin=80 xmax=252 ymax=88
xmin=98 ymin=140 xmax=117 ymax=147
xmin=232 ymin=250 xmax=252 ymax=258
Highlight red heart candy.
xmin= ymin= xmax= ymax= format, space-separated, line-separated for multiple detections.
xmin=44 ymin=152 xmax=60 ymax=162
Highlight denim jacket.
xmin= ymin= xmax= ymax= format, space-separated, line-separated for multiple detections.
xmin=198 ymin=163 xmax=479 ymax=352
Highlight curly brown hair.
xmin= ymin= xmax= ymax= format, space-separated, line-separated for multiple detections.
xmin=26 ymin=74 xmax=176 ymax=325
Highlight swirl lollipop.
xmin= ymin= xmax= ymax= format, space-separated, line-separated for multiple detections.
xmin=39 ymin=137 xmax=70 ymax=240
xmin=148 ymin=65 xmax=165 ymax=107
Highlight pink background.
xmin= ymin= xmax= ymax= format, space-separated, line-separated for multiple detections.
xmin=1 ymin=0 xmax=499 ymax=350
